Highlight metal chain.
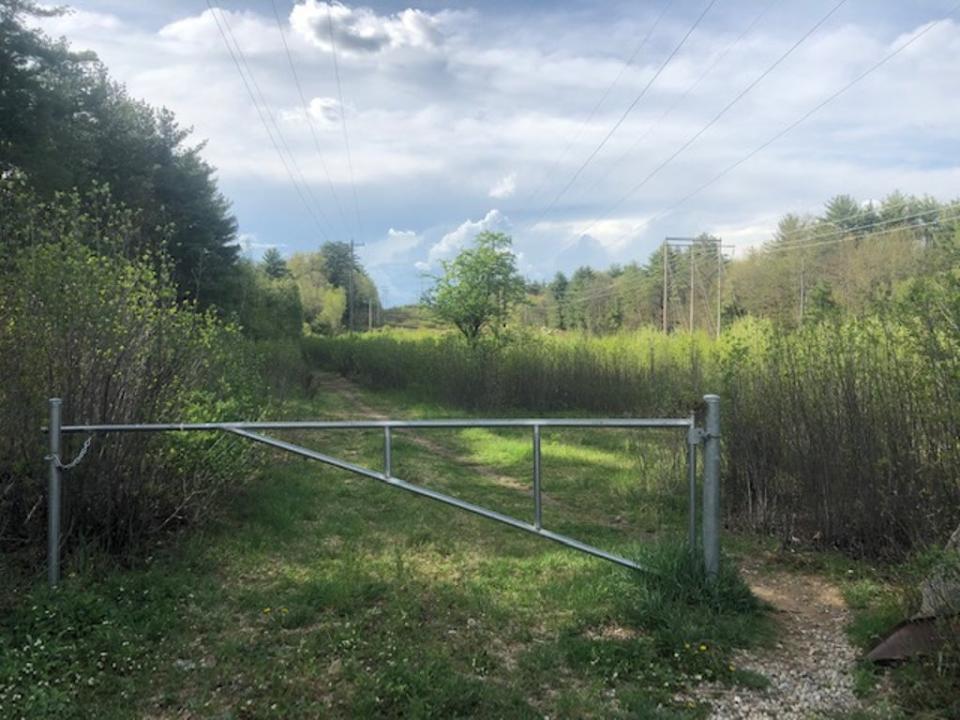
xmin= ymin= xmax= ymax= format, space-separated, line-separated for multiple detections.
xmin=53 ymin=435 xmax=94 ymax=471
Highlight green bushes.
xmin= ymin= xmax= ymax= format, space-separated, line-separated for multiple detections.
xmin=722 ymin=317 xmax=960 ymax=555
xmin=304 ymin=328 xmax=711 ymax=415
xmin=307 ymin=314 xmax=960 ymax=558
xmin=0 ymin=238 xmax=264 ymax=557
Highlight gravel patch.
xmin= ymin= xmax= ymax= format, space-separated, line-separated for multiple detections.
xmin=680 ymin=562 xmax=862 ymax=719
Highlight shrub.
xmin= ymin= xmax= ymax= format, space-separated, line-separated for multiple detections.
xmin=0 ymin=238 xmax=264 ymax=557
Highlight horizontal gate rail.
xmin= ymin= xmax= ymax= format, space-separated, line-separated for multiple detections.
xmin=44 ymin=397 xmax=721 ymax=588
xmin=59 ymin=418 xmax=693 ymax=433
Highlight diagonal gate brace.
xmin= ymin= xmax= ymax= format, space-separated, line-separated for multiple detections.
xmin=227 ymin=427 xmax=649 ymax=573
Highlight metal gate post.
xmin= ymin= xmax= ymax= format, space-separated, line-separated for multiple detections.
xmin=533 ymin=424 xmax=542 ymax=530
xmin=384 ymin=426 xmax=392 ymax=477
xmin=47 ymin=398 xmax=62 ymax=588
xmin=702 ymin=395 xmax=720 ymax=580
xmin=686 ymin=413 xmax=697 ymax=550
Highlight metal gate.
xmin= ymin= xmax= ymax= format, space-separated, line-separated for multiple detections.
xmin=44 ymin=395 xmax=721 ymax=588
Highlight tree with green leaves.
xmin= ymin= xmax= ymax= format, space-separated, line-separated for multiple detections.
xmin=423 ymin=231 xmax=526 ymax=344
xmin=1 ymin=0 xmax=240 ymax=308
xmin=261 ymin=248 xmax=290 ymax=278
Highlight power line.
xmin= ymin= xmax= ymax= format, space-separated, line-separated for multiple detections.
xmin=206 ymin=1 xmax=330 ymax=240
xmin=578 ymin=0 xmax=780 ymax=202
xmin=519 ymin=0 xmax=676 ymax=211
xmin=759 ymin=211 xmax=960 ymax=254
xmin=326 ymin=1 xmax=363 ymax=239
xmin=529 ymin=0 xmax=720 ymax=228
xmin=269 ymin=0 xmax=351 ymax=238
xmin=764 ymin=207 xmax=950 ymax=250
xmin=217 ymin=7 xmax=336 ymax=231
xmin=607 ymin=0 xmax=959 ymax=238
xmin=576 ymin=0 xmax=849 ymax=240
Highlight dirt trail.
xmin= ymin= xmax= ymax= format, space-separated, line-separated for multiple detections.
xmin=684 ymin=555 xmax=863 ymax=719
xmin=309 ymin=371 xmax=631 ymax=528
xmin=309 ymin=371 xmax=536 ymax=496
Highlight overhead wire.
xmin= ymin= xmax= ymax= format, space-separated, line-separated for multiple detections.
xmin=758 ymin=211 xmax=960 ymax=254
xmin=529 ymin=0 xmax=721 ymax=228
xmin=578 ymin=0 xmax=781 ymax=202
xmin=574 ymin=0 xmax=849 ymax=239
xmin=205 ymin=1 xmax=331 ymax=239
xmin=585 ymin=0 xmax=958 ymax=240
xmin=519 ymin=0 xmax=676 ymax=211
xmin=761 ymin=206 xmax=950 ymax=250
xmin=269 ymin=0 xmax=351 ymax=238
xmin=326 ymin=1 xmax=363 ymax=239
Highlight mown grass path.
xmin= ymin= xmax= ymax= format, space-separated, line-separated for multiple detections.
xmin=2 ymin=374 xmax=769 ymax=719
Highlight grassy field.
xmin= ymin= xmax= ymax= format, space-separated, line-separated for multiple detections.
xmin=1 ymin=376 xmax=768 ymax=719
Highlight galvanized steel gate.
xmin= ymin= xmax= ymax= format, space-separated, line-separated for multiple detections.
xmin=44 ymin=395 xmax=721 ymax=588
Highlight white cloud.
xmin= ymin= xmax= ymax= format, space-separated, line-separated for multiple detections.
xmin=289 ymin=1 xmax=456 ymax=54
xmin=425 ymin=209 xmax=510 ymax=267
xmin=489 ymin=172 xmax=516 ymax=199
xmin=235 ymin=233 xmax=287 ymax=257
xmin=365 ymin=228 xmax=421 ymax=267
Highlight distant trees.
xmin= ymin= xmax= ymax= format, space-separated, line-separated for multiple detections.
xmin=510 ymin=193 xmax=959 ymax=335
xmin=261 ymin=248 xmax=290 ymax=279
xmin=424 ymin=231 xmax=526 ymax=344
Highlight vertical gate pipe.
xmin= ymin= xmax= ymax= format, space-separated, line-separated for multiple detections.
xmin=702 ymin=395 xmax=721 ymax=579
xmin=533 ymin=425 xmax=542 ymax=530
xmin=687 ymin=415 xmax=697 ymax=551
xmin=384 ymin=426 xmax=392 ymax=477
xmin=47 ymin=398 xmax=62 ymax=588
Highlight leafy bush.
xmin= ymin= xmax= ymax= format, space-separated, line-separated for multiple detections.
xmin=0 ymin=236 xmax=265 ymax=557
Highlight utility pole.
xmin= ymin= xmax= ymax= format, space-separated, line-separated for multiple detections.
xmin=798 ymin=253 xmax=806 ymax=325
xmin=689 ymin=243 xmax=695 ymax=333
xmin=347 ymin=238 xmax=365 ymax=332
xmin=716 ymin=245 xmax=723 ymax=339
xmin=662 ymin=240 xmax=668 ymax=332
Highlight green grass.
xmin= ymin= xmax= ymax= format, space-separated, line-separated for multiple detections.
xmin=1 ymin=379 xmax=769 ymax=719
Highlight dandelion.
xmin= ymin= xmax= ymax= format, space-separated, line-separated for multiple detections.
xmin=698 ymin=643 xmax=708 ymax=652
xmin=263 ymin=607 xmax=271 ymax=614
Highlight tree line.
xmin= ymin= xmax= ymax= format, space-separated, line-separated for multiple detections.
xmin=0 ymin=0 xmax=380 ymax=338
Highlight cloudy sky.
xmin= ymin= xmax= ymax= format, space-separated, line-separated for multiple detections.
xmin=36 ymin=0 xmax=960 ymax=305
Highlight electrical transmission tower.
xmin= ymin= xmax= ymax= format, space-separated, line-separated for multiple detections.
xmin=347 ymin=238 xmax=365 ymax=332
xmin=661 ymin=236 xmax=730 ymax=338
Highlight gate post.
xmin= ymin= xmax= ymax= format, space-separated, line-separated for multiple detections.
xmin=47 ymin=398 xmax=62 ymax=588
xmin=702 ymin=395 xmax=720 ymax=580
xmin=686 ymin=414 xmax=697 ymax=550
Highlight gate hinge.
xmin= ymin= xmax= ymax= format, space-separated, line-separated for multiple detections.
xmin=687 ymin=427 xmax=720 ymax=445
